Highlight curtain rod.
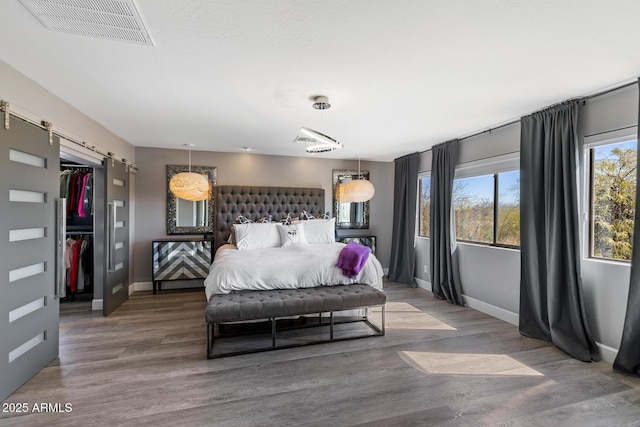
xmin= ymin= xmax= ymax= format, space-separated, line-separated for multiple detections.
xmin=580 ymin=79 xmax=637 ymax=103
xmin=418 ymin=118 xmax=519 ymax=155
xmin=419 ymin=78 xmax=638 ymax=155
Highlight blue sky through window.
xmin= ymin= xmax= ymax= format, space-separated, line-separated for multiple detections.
xmin=594 ymin=139 xmax=636 ymax=159
xmin=457 ymin=170 xmax=519 ymax=201
xmin=456 ymin=174 xmax=494 ymax=201
xmin=499 ymin=170 xmax=519 ymax=205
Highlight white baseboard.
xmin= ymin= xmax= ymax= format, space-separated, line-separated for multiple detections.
xmin=91 ymin=299 xmax=103 ymax=311
xmin=596 ymin=342 xmax=618 ymax=364
xmin=130 ymin=281 xmax=152 ymax=292
xmin=413 ymin=277 xmax=432 ymax=292
xmin=462 ymin=294 xmax=519 ymax=326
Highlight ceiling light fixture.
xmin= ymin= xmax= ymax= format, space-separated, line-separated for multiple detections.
xmin=339 ymin=156 xmax=375 ymax=203
xmin=169 ymin=144 xmax=210 ymax=201
xmin=312 ymin=96 xmax=331 ymax=110
xmin=294 ymin=96 xmax=343 ymax=153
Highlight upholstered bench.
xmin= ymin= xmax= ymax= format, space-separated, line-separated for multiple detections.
xmin=205 ymin=284 xmax=386 ymax=358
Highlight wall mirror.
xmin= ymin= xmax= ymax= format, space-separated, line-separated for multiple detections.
xmin=166 ymin=164 xmax=217 ymax=234
xmin=332 ymin=169 xmax=370 ymax=229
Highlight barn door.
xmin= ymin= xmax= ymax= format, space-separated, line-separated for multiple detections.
xmin=103 ymin=160 xmax=130 ymax=316
xmin=0 ymin=116 xmax=62 ymax=401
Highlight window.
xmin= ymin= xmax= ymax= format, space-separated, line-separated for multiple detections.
xmin=418 ymin=176 xmax=430 ymax=237
xmin=454 ymin=175 xmax=495 ymax=244
xmin=589 ymin=138 xmax=637 ymax=262
xmin=496 ymin=170 xmax=520 ymax=246
xmin=418 ymin=169 xmax=520 ymax=247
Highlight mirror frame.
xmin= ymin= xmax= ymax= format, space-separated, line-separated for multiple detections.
xmin=166 ymin=164 xmax=217 ymax=235
xmin=332 ymin=169 xmax=370 ymax=229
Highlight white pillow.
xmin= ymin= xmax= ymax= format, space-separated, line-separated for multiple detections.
xmin=302 ymin=218 xmax=335 ymax=244
xmin=277 ymin=223 xmax=308 ymax=247
xmin=234 ymin=223 xmax=281 ymax=250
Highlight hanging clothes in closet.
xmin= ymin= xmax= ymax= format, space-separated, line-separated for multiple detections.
xmin=61 ymin=167 xmax=95 ymax=300
xmin=60 ymin=169 xmax=94 ymax=218
xmin=65 ymin=234 xmax=93 ymax=293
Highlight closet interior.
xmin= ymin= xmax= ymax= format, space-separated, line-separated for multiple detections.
xmin=60 ymin=160 xmax=94 ymax=306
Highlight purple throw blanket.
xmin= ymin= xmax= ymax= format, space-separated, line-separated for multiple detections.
xmin=336 ymin=241 xmax=371 ymax=278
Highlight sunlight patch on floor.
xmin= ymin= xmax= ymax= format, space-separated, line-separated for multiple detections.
xmin=399 ymin=351 xmax=544 ymax=377
xmin=371 ymin=302 xmax=457 ymax=331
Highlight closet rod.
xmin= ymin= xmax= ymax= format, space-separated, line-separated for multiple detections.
xmin=61 ymin=164 xmax=93 ymax=168
xmin=0 ymin=98 xmax=137 ymax=172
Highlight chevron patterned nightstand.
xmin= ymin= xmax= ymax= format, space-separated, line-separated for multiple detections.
xmin=152 ymin=240 xmax=212 ymax=294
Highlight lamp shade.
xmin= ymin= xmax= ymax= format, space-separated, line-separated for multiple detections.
xmin=340 ymin=179 xmax=375 ymax=203
xmin=336 ymin=182 xmax=349 ymax=203
xmin=169 ymin=172 xmax=210 ymax=201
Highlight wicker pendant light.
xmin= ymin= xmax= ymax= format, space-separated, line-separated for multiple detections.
xmin=169 ymin=144 xmax=210 ymax=201
xmin=340 ymin=157 xmax=375 ymax=203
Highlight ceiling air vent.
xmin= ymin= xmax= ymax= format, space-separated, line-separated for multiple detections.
xmin=17 ymin=0 xmax=154 ymax=46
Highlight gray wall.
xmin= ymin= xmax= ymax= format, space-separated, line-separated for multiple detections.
xmin=0 ymin=60 xmax=134 ymax=162
xmin=132 ymin=147 xmax=394 ymax=283
xmin=415 ymin=84 xmax=639 ymax=361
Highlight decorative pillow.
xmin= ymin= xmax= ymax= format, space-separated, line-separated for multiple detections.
xmin=300 ymin=210 xmax=316 ymax=220
xmin=303 ymin=218 xmax=336 ymax=244
xmin=280 ymin=212 xmax=293 ymax=225
xmin=234 ymin=223 xmax=281 ymax=250
xmin=236 ymin=215 xmax=253 ymax=224
xmin=258 ymin=215 xmax=273 ymax=223
xmin=277 ymin=223 xmax=308 ymax=247
xmin=236 ymin=215 xmax=273 ymax=224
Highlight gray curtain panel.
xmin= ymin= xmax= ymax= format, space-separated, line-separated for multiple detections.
xmin=520 ymin=100 xmax=599 ymax=362
xmin=613 ymin=78 xmax=640 ymax=376
xmin=388 ymin=152 xmax=420 ymax=286
xmin=429 ymin=140 xmax=464 ymax=306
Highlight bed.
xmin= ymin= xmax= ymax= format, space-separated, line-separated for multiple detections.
xmin=205 ymin=185 xmax=384 ymax=298
xmin=203 ymin=185 xmax=385 ymax=357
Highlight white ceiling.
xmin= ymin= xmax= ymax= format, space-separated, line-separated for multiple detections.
xmin=1 ymin=0 xmax=640 ymax=162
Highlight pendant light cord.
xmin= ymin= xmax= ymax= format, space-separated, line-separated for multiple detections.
xmin=184 ymin=143 xmax=194 ymax=172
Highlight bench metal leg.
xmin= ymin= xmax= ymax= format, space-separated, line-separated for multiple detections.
xmin=271 ymin=318 xmax=276 ymax=348
xmin=207 ymin=323 xmax=215 ymax=359
xmin=330 ymin=312 xmax=334 ymax=340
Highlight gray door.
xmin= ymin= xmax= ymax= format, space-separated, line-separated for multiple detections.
xmin=0 ymin=117 xmax=62 ymax=401
xmin=103 ymin=160 xmax=130 ymax=316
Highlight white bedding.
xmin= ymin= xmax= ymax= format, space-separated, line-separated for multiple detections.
xmin=204 ymin=243 xmax=384 ymax=300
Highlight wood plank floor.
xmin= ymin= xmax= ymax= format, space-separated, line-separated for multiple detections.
xmin=2 ymin=281 xmax=640 ymax=426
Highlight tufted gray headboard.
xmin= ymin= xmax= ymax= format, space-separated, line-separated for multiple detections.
xmin=214 ymin=185 xmax=325 ymax=253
